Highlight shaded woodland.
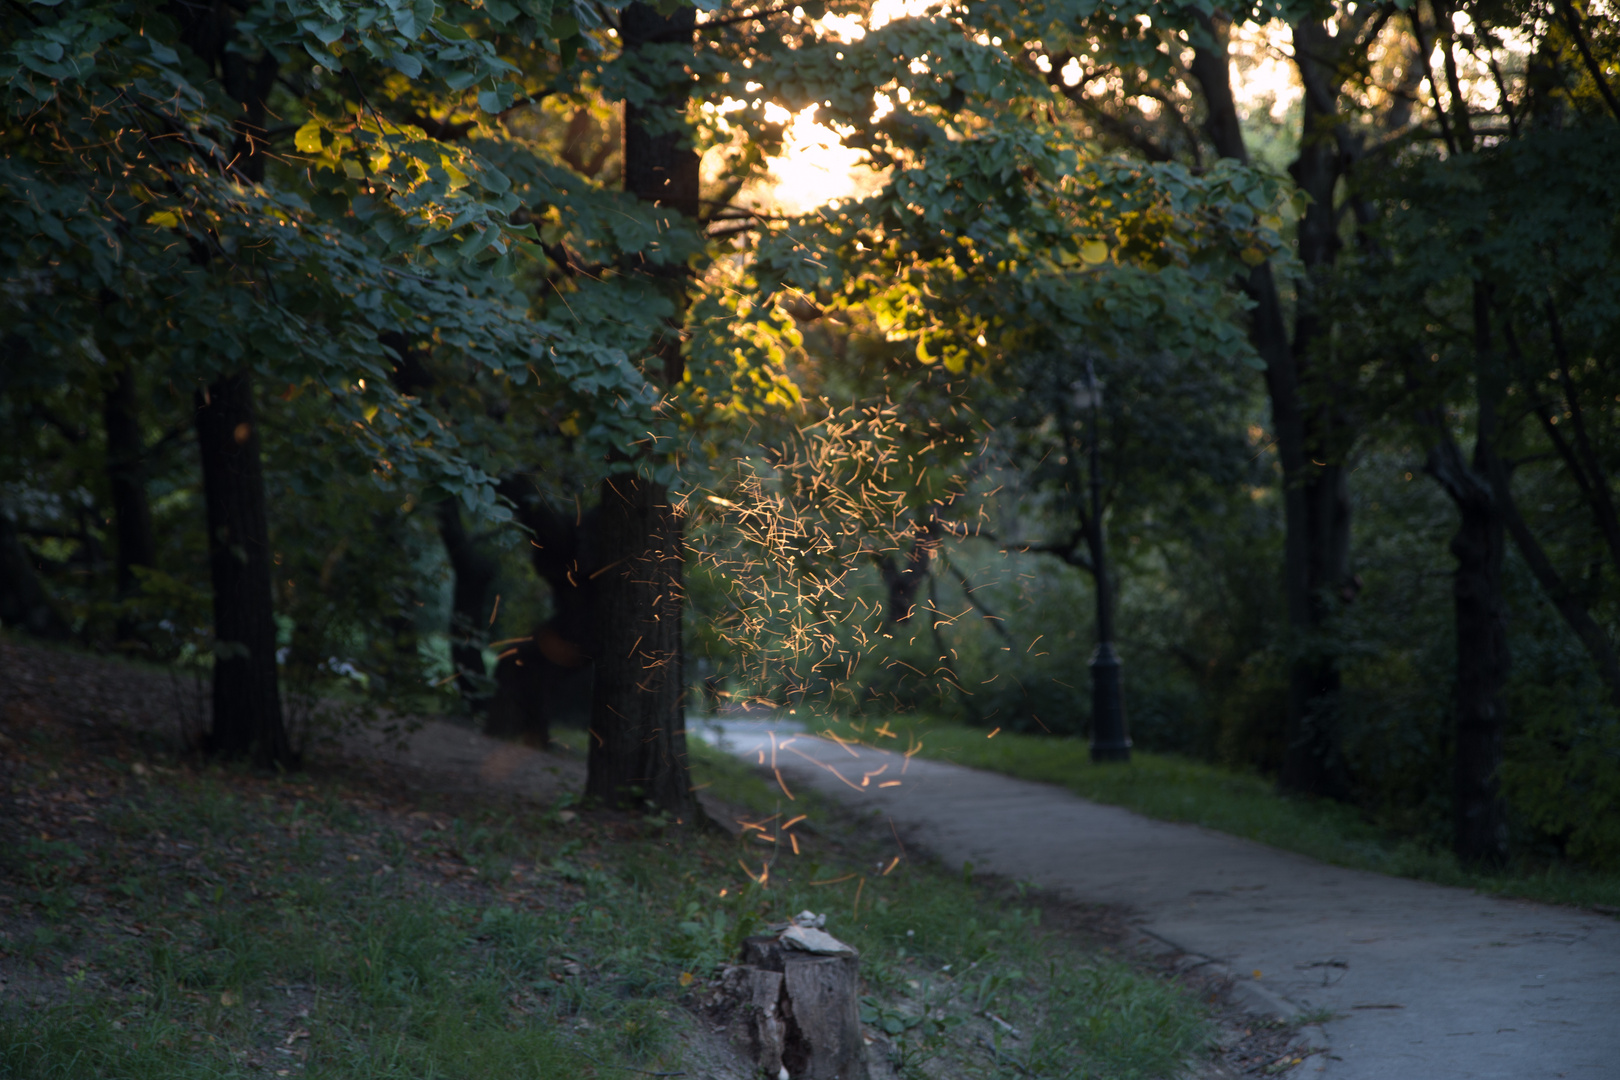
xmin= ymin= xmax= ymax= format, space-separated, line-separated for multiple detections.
xmin=3 ymin=0 xmax=1618 ymax=870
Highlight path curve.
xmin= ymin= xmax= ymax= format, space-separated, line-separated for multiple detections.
xmin=696 ymin=718 xmax=1619 ymax=1080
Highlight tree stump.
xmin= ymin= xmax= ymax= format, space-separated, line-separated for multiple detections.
xmin=720 ymin=931 xmax=868 ymax=1080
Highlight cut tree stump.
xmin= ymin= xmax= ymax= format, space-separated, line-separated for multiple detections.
xmin=723 ymin=933 xmax=868 ymax=1080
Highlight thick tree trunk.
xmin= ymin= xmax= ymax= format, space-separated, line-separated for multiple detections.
xmin=585 ymin=474 xmax=693 ymax=816
xmin=194 ymin=372 xmax=291 ymax=766
xmin=585 ymin=0 xmax=700 ymax=815
xmin=435 ymin=499 xmax=499 ymax=707
xmin=104 ymin=360 xmax=156 ymax=634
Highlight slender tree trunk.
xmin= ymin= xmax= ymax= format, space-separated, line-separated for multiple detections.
xmin=104 ymin=359 xmax=156 ymax=639
xmin=586 ymin=0 xmax=699 ymax=815
xmin=1192 ymin=15 xmax=1356 ymax=798
xmin=1424 ymin=287 xmax=1512 ymax=867
xmin=195 ymin=372 xmax=291 ymax=766
xmin=436 ymin=499 xmax=500 ymax=707
xmin=1426 ymin=434 xmax=1511 ymax=869
xmin=1448 ymin=479 xmax=1510 ymax=867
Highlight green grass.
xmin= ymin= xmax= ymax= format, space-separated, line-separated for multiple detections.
xmin=691 ymin=742 xmax=1214 ymax=1078
xmin=1 ymin=716 xmax=1216 ymax=1080
xmin=817 ymin=715 xmax=1620 ymax=913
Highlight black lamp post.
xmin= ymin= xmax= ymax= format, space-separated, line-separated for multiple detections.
xmin=1079 ymin=356 xmax=1130 ymax=763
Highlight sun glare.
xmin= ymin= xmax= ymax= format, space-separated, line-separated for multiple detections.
xmin=757 ymin=105 xmax=886 ymax=216
xmin=1228 ymin=20 xmax=1303 ymax=122
xmin=724 ymin=0 xmax=950 ymax=215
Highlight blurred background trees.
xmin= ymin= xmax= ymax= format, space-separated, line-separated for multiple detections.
xmin=3 ymin=0 xmax=1617 ymax=868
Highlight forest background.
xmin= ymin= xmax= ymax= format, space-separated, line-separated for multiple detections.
xmin=2 ymin=0 xmax=1618 ymax=877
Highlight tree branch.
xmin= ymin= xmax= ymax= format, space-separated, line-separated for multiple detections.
xmin=1041 ymin=53 xmax=1174 ymax=163
xmin=999 ymin=534 xmax=1093 ymax=574
xmin=1555 ymin=0 xmax=1620 ymax=120
xmin=938 ymin=554 xmax=1013 ymax=643
xmin=1544 ymin=305 xmax=1620 ymax=574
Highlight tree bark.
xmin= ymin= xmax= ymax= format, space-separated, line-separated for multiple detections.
xmin=1426 ymin=426 xmax=1511 ymax=869
xmin=435 ymin=499 xmax=499 ymax=707
xmin=104 ymin=359 xmax=156 ymax=636
xmin=1190 ymin=15 xmax=1355 ymax=799
xmin=584 ymin=0 xmax=700 ymax=815
xmin=1423 ymin=286 xmax=1512 ymax=868
xmin=194 ymin=372 xmax=291 ymax=767
xmin=875 ymin=504 xmax=941 ymax=626
xmin=585 ymin=473 xmax=693 ymax=815
xmin=1445 ymin=467 xmax=1510 ymax=868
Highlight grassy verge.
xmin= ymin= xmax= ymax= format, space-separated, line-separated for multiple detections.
xmin=0 ymin=710 xmax=1218 ymax=1079
xmin=817 ymin=715 xmax=1620 ymax=912
xmin=690 ymin=741 xmax=1219 ymax=1078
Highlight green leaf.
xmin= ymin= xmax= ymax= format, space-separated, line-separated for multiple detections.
xmin=412 ymin=0 xmax=435 ymax=37
xmin=295 ymin=121 xmax=323 ymax=154
xmin=303 ymin=41 xmax=341 ymax=70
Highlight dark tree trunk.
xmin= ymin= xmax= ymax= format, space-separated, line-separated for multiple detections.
xmin=1275 ymin=17 xmax=1359 ymax=799
xmin=1426 ymin=437 xmax=1511 ymax=868
xmin=1447 ymin=479 xmax=1510 ymax=867
xmin=435 ymin=499 xmax=499 ymax=707
xmin=585 ymin=0 xmax=700 ymax=815
xmin=173 ymin=0 xmax=278 ymax=184
xmin=585 ymin=474 xmax=693 ymax=816
xmin=104 ymin=360 xmax=156 ymax=636
xmin=194 ymin=372 xmax=291 ymax=766
xmin=1424 ymin=287 xmax=1511 ymax=868
xmin=875 ymin=505 xmax=940 ymax=626
xmin=487 ymin=485 xmax=599 ymax=742
xmin=1192 ymin=16 xmax=1356 ymax=799
xmin=0 ymin=511 xmax=68 ymax=639
xmin=507 ymin=485 xmax=598 ymax=648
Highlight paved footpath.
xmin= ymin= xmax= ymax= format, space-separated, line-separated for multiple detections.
xmin=694 ymin=718 xmax=1619 ymax=1080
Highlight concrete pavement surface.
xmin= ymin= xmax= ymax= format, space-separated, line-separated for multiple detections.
xmin=693 ymin=718 xmax=1620 ymax=1080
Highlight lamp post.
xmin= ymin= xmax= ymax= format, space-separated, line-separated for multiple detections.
xmin=1078 ymin=356 xmax=1130 ymax=763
